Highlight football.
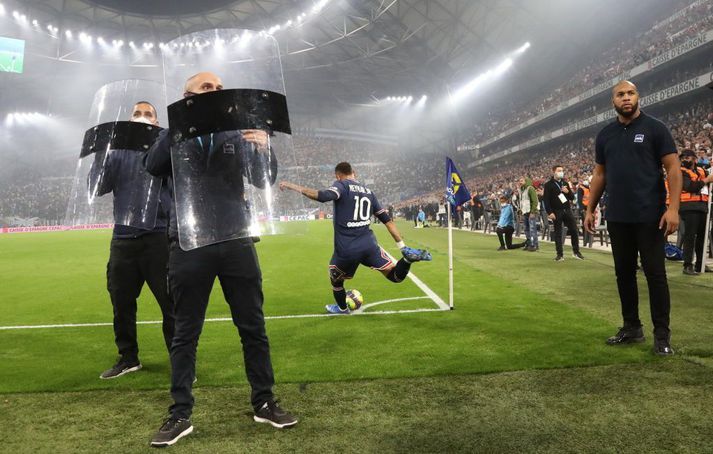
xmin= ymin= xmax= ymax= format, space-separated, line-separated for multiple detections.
xmin=346 ymin=289 xmax=364 ymax=310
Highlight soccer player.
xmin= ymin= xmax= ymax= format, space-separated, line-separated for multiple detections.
xmin=279 ymin=162 xmax=432 ymax=314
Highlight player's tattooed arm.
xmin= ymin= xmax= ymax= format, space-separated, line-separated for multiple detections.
xmin=279 ymin=181 xmax=320 ymax=201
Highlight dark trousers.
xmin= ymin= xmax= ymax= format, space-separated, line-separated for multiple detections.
xmin=607 ymin=222 xmax=671 ymax=339
xmin=553 ymin=208 xmax=580 ymax=256
xmin=167 ymin=239 xmax=274 ymax=419
xmin=496 ymin=226 xmax=514 ymax=248
xmin=680 ymin=210 xmax=706 ymax=270
xmin=107 ymin=233 xmax=174 ymax=361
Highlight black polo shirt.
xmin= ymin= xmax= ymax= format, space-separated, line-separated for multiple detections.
xmin=595 ymin=110 xmax=676 ymax=223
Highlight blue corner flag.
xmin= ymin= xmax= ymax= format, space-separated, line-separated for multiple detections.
xmin=445 ymin=157 xmax=471 ymax=206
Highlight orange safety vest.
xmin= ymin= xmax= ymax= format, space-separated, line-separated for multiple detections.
xmin=665 ymin=180 xmax=670 ymax=206
xmin=680 ymin=167 xmax=709 ymax=203
xmin=580 ymin=187 xmax=590 ymax=207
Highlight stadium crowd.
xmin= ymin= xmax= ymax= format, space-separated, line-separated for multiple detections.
xmin=2 ymin=94 xmax=711 ymax=228
xmin=399 ymin=96 xmax=713 ymax=224
xmin=468 ymin=58 xmax=713 ymax=164
xmin=0 ymin=136 xmax=442 ymax=225
xmin=458 ymin=0 xmax=713 ymax=149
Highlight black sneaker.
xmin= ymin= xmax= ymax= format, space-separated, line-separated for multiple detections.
xmin=572 ymin=252 xmax=584 ymax=260
xmin=497 ymin=246 xmax=506 ymax=251
xmin=654 ymin=338 xmax=675 ymax=356
xmin=100 ymin=358 xmax=141 ymax=379
xmin=554 ymin=255 xmax=564 ymax=262
xmin=606 ymin=326 xmax=645 ymax=345
xmin=150 ymin=418 xmax=193 ymax=447
xmin=253 ymin=400 xmax=298 ymax=429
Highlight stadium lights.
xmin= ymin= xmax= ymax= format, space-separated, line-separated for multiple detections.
xmin=450 ymin=42 xmax=529 ymax=104
xmin=1 ymin=0 xmax=331 ymax=56
xmin=515 ymin=42 xmax=531 ymax=54
xmin=12 ymin=10 xmax=26 ymax=23
xmin=493 ymin=58 xmax=513 ymax=76
xmin=381 ymin=95 xmax=425 ymax=105
xmin=5 ymin=112 xmax=47 ymax=127
xmin=312 ymin=0 xmax=329 ymax=13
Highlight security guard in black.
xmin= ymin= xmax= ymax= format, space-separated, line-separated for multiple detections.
xmin=595 ymin=110 xmax=676 ymax=222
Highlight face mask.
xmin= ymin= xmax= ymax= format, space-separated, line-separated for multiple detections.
xmin=555 ymin=171 xmax=564 ymax=179
xmin=131 ymin=116 xmax=154 ymax=125
xmin=501 ymin=203 xmax=508 ymax=208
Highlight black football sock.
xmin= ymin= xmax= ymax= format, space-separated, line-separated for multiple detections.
xmin=332 ymin=284 xmax=348 ymax=310
xmin=386 ymin=259 xmax=411 ymax=283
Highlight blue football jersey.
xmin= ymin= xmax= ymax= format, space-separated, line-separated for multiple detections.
xmin=320 ymin=179 xmax=390 ymax=256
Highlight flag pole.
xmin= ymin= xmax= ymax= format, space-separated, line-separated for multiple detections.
xmin=447 ymin=201 xmax=454 ymax=310
xmin=699 ymin=182 xmax=713 ymax=274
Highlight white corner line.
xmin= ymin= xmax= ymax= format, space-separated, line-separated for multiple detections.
xmin=0 ymin=298 xmax=449 ymax=331
xmin=383 ymin=250 xmax=450 ymax=310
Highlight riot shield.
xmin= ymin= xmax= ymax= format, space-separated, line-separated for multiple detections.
xmin=161 ymin=29 xmax=307 ymax=250
xmin=65 ymin=79 xmax=166 ymax=229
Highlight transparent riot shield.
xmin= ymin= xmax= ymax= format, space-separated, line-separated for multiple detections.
xmin=161 ymin=29 xmax=308 ymax=250
xmin=65 ymin=79 xmax=166 ymax=229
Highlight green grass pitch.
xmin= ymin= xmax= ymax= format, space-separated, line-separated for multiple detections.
xmin=0 ymin=51 xmax=23 ymax=73
xmin=1 ymin=221 xmax=712 ymax=452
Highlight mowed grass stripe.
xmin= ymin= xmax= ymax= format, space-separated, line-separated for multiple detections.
xmin=0 ymin=222 xmax=438 ymax=326
xmin=395 ymin=225 xmax=713 ymax=358
xmin=0 ymin=222 xmax=649 ymax=393
xmin=2 ymin=361 xmax=712 ymax=453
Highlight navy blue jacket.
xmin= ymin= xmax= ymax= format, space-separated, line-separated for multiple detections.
xmin=143 ymin=128 xmax=277 ymax=241
xmin=91 ymin=148 xmax=170 ymax=239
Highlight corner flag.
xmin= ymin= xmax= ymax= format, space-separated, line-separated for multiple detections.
xmin=444 ymin=157 xmax=470 ymax=311
xmin=446 ymin=157 xmax=470 ymax=206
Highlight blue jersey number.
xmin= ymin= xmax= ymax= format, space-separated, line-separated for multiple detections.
xmin=352 ymin=196 xmax=372 ymax=221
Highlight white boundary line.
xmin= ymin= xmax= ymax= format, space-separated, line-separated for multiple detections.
xmin=0 ymin=249 xmax=448 ymax=331
xmin=356 ymin=296 xmax=431 ymax=312
xmin=383 ymin=250 xmax=450 ymax=311
xmin=0 ymin=297 xmax=446 ymax=331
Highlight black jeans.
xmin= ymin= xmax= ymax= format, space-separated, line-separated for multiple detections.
xmin=496 ymin=225 xmax=513 ymax=248
xmin=167 ymin=239 xmax=274 ymax=419
xmin=607 ymin=222 xmax=671 ymax=339
xmin=680 ymin=210 xmax=706 ymax=270
xmin=553 ymin=208 xmax=580 ymax=256
xmin=107 ymin=233 xmax=174 ymax=361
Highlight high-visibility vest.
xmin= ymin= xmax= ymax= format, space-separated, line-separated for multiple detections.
xmin=665 ymin=180 xmax=670 ymax=206
xmin=580 ymin=187 xmax=590 ymax=207
xmin=680 ymin=166 xmax=709 ymax=203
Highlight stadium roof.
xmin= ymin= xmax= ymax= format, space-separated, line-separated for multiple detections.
xmin=4 ymin=0 xmax=677 ymax=130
